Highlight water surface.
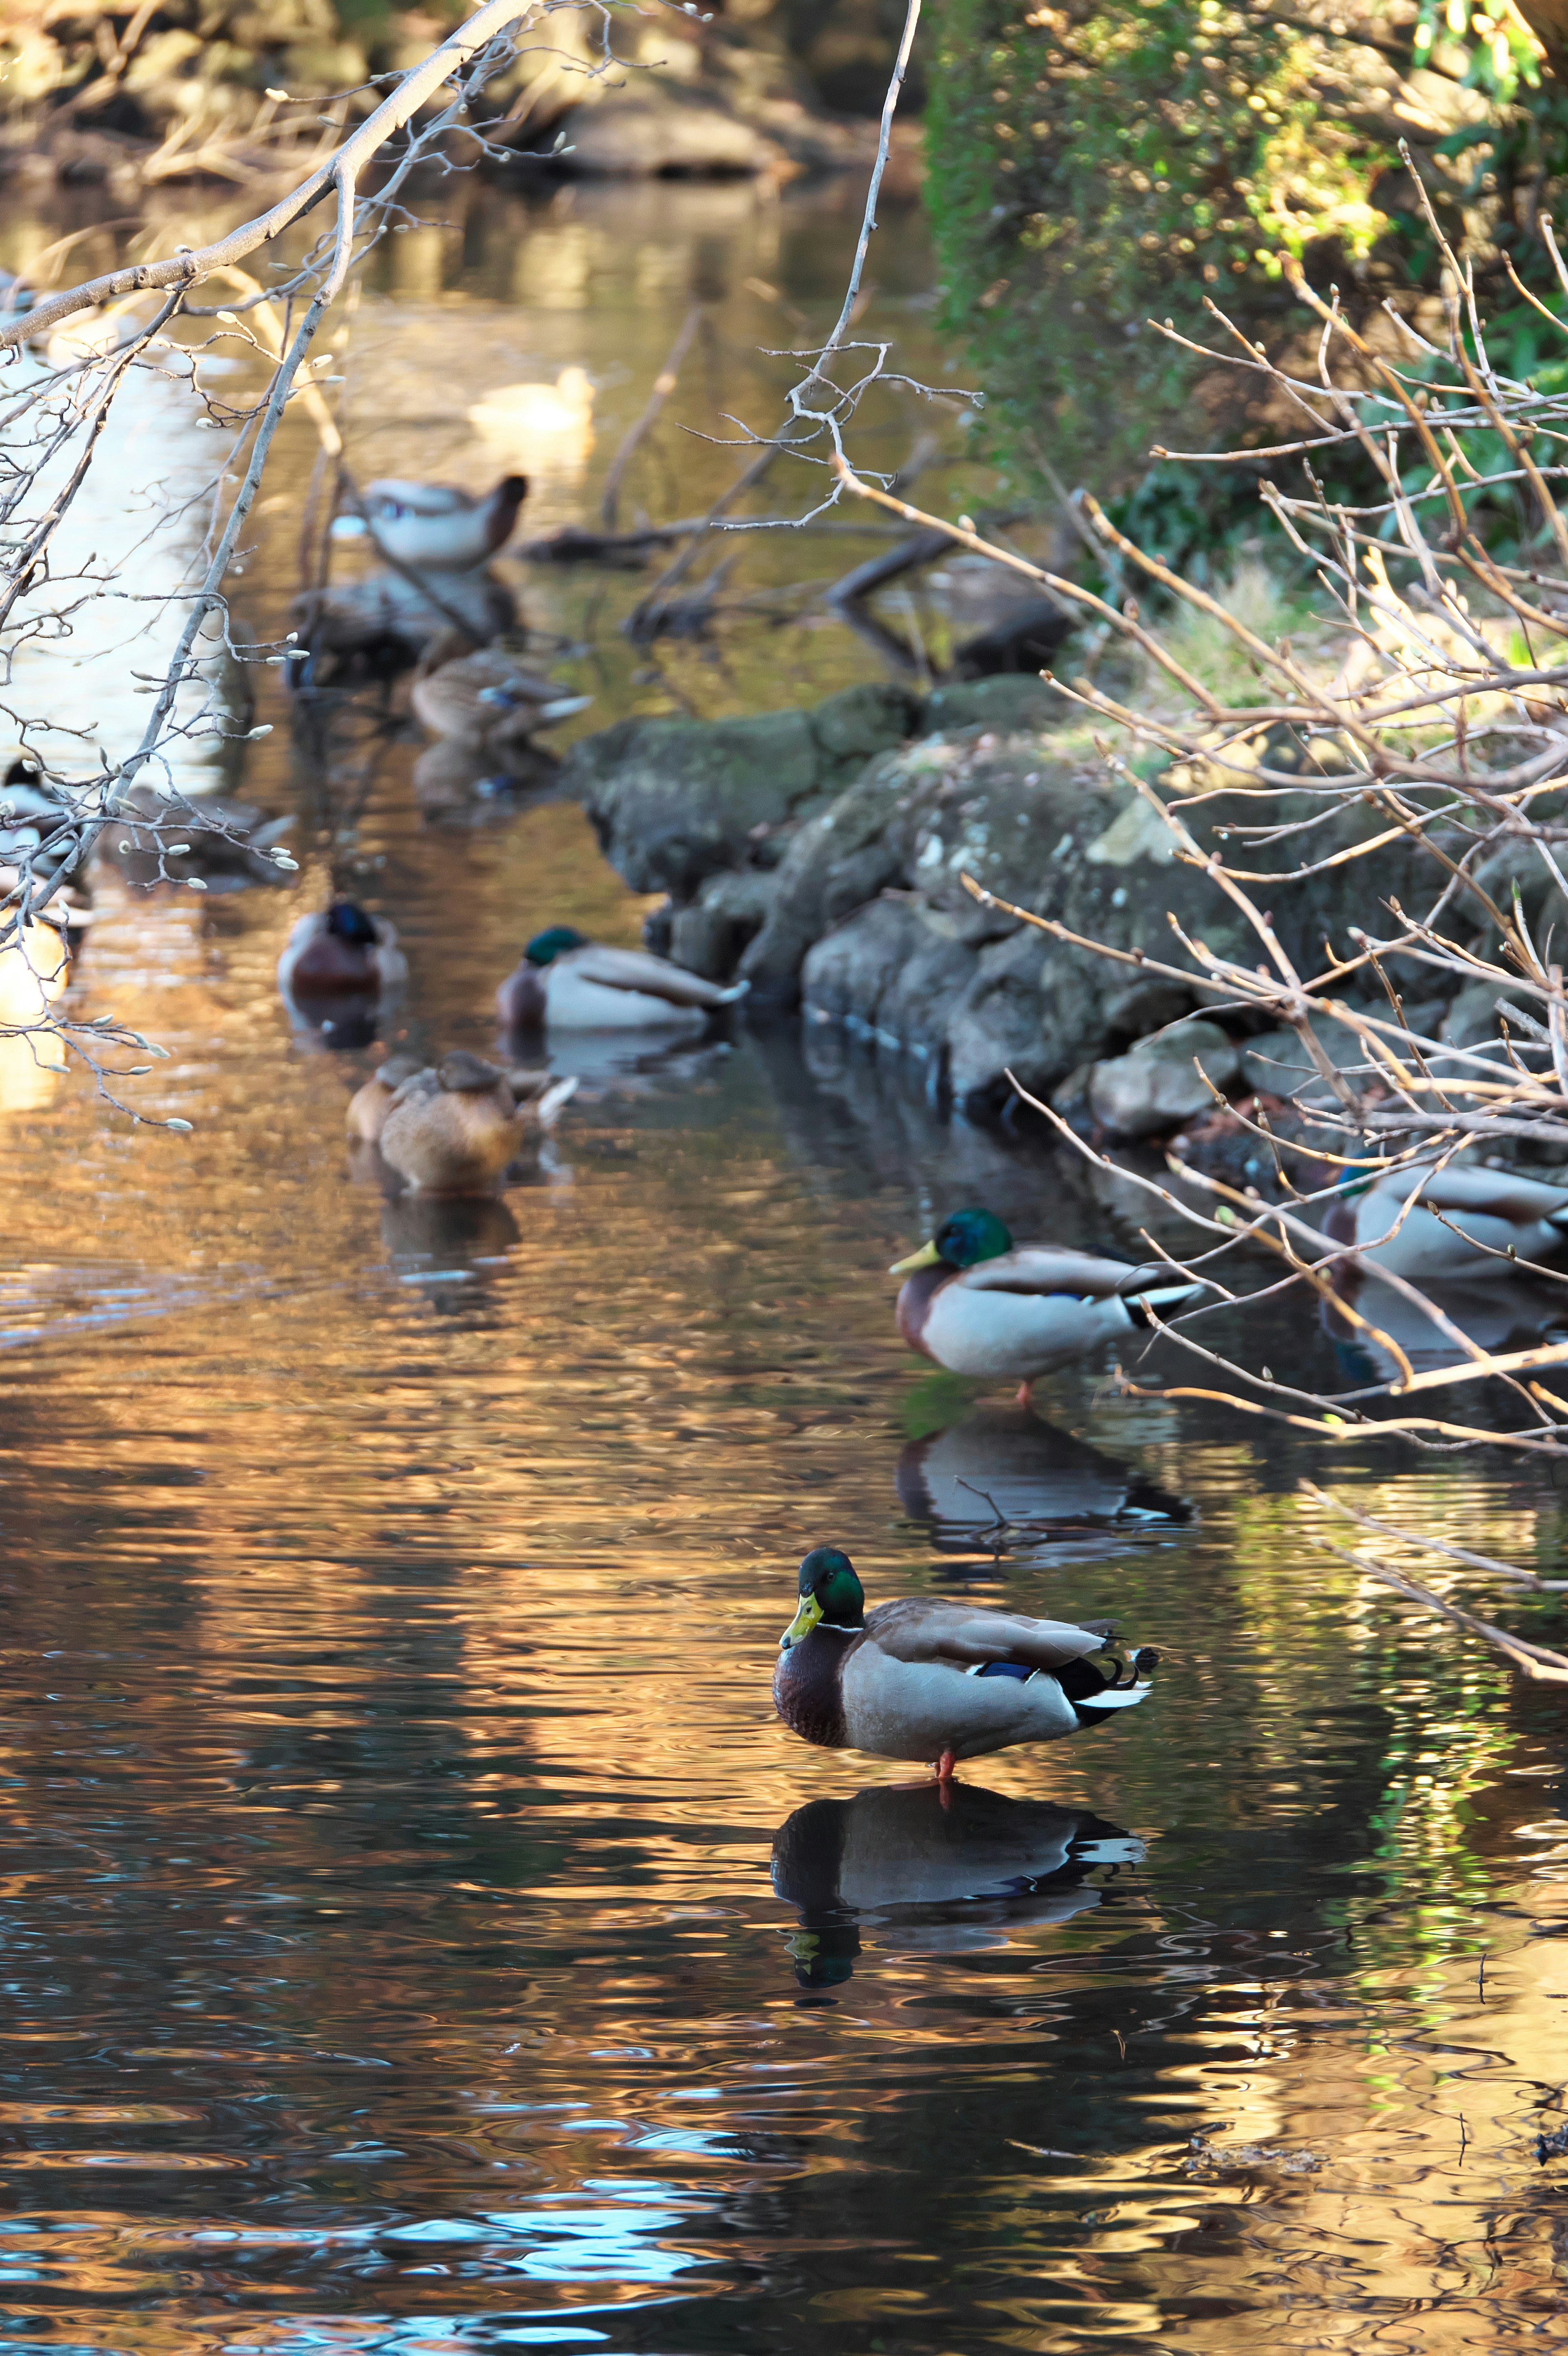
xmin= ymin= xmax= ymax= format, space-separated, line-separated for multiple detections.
xmin=1 ymin=174 xmax=1567 ymax=2356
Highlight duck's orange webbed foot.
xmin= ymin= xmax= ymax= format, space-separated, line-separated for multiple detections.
xmin=934 ymin=1748 xmax=958 ymax=1783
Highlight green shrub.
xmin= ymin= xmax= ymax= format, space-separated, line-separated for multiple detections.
xmin=924 ymin=0 xmax=1560 ymax=503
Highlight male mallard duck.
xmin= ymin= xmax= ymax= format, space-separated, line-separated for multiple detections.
xmin=774 ymin=1546 xmax=1156 ymax=1782
xmin=891 ymin=1207 xmax=1205 ymax=1392
xmin=410 ymin=647 xmax=590 ymax=751
xmin=497 ymin=926 xmax=748 ymax=1033
xmin=278 ymin=901 xmax=408 ymax=1002
xmin=377 ymin=1050 xmax=577 ymax=1194
xmin=1323 ymin=1163 xmax=1568 ymax=1280
xmin=332 ymin=476 xmax=529 ymax=573
xmin=346 ymin=1053 xmax=431 ymax=1146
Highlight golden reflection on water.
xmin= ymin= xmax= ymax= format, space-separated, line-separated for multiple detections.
xmin=1 ymin=179 xmax=1568 ymax=2356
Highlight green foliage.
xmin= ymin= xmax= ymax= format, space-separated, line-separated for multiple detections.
xmin=924 ymin=0 xmax=1564 ymax=506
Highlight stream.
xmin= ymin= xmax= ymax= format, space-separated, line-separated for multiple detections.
xmin=0 ymin=172 xmax=1566 ymax=2356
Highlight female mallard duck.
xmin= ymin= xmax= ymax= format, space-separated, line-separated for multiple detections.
xmin=333 ymin=475 xmax=529 ymax=573
xmin=346 ymin=1054 xmax=430 ymax=1146
xmin=278 ymin=901 xmax=408 ymax=1002
xmin=774 ymin=1546 xmax=1156 ymax=1782
xmin=1324 ymin=1162 xmax=1568 ymax=1279
xmin=497 ymin=926 xmax=748 ymax=1033
xmin=410 ymin=647 xmax=590 ymax=751
xmin=377 ymin=1050 xmax=577 ymax=1194
xmin=891 ymin=1207 xmax=1205 ymax=1392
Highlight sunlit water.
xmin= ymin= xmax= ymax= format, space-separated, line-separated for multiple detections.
xmin=1 ymin=178 xmax=1568 ymax=2356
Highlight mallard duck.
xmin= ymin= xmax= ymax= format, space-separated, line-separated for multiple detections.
xmin=377 ymin=1050 xmax=577 ymax=1194
xmin=1323 ymin=1163 xmax=1568 ymax=1280
xmin=410 ymin=647 xmax=590 ymax=750
xmin=331 ymin=476 xmax=529 ymax=573
xmin=891 ymin=1207 xmax=1205 ymax=1392
xmin=278 ymin=902 xmax=408 ymax=1001
xmin=496 ymin=926 xmax=749 ymax=1032
xmin=773 ymin=1545 xmax=1156 ymax=1782
xmin=346 ymin=1053 xmax=431 ymax=1145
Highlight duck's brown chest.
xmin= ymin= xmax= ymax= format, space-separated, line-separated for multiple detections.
xmin=895 ymin=1266 xmax=949 ymax=1359
xmin=773 ymin=1630 xmax=851 ymax=1750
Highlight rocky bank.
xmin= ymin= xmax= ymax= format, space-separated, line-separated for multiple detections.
xmin=563 ymin=677 xmax=1481 ymax=1130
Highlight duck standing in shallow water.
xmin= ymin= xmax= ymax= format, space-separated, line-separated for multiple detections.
xmin=892 ymin=1207 xmax=1205 ymax=1396
xmin=337 ymin=476 xmax=529 ymax=573
xmin=1323 ymin=1163 xmax=1568 ymax=1280
xmin=497 ymin=927 xmax=748 ymax=1033
xmin=377 ymin=1051 xmax=577 ymax=1194
xmin=774 ymin=1546 xmax=1156 ymax=1782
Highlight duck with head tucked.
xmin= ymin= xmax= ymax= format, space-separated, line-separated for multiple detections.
xmin=497 ymin=927 xmax=748 ymax=1033
xmin=774 ymin=1546 xmax=1157 ymax=1783
xmin=891 ymin=1207 xmax=1205 ymax=1399
xmin=346 ymin=1053 xmax=431 ymax=1147
xmin=1324 ymin=1161 xmax=1568 ymax=1280
xmin=377 ymin=1051 xmax=577 ymax=1194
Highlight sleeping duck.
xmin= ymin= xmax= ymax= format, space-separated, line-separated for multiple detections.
xmin=346 ymin=1053 xmax=430 ymax=1146
xmin=410 ymin=647 xmax=591 ymax=751
xmin=278 ymin=901 xmax=408 ymax=1003
xmin=377 ymin=1050 xmax=577 ymax=1194
xmin=774 ymin=1546 xmax=1156 ymax=1782
xmin=892 ymin=1207 xmax=1205 ymax=1394
xmin=1323 ymin=1162 xmax=1568 ymax=1280
xmin=497 ymin=926 xmax=748 ymax=1033
xmin=334 ymin=475 xmax=529 ymax=573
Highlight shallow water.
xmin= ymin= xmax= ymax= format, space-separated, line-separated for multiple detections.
xmin=2 ymin=177 xmax=1568 ymax=2356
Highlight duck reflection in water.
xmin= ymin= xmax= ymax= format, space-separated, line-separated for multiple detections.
xmin=379 ymin=1191 xmax=521 ymax=1310
xmin=1321 ymin=1267 xmax=1568 ymax=1390
xmin=772 ymin=1784 xmax=1143 ymax=1987
xmin=898 ymin=1401 xmax=1191 ymax=1563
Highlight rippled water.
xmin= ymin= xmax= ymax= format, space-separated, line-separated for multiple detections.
xmin=2 ymin=177 xmax=1568 ymax=2356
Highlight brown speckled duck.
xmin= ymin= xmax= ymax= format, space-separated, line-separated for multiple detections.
xmin=346 ymin=1055 xmax=431 ymax=1147
xmin=377 ymin=1051 xmax=577 ymax=1194
xmin=773 ymin=1546 xmax=1158 ymax=1783
xmin=410 ymin=646 xmax=590 ymax=751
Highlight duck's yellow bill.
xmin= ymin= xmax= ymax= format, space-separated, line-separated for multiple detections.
xmin=780 ymin=1592 xmax=823 ymax=1648
xmin=889 ymin=1238 xmax=942 ymax=1277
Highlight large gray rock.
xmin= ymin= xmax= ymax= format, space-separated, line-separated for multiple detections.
xmin=740 ymin=741 xmax=960 ymax=1004
xmin=1087 ymin=1019 xmax=1241 ymax=1140
xmin=566 ymin=682 xmax=920 ymax=900
xmin=1240 ymin=1016 xmax=1379 ymax=1106
xmin=669 ymin=868 xmax=778 ymax=981
xmin=572 ymin=689 xmax=1461 ymax=1117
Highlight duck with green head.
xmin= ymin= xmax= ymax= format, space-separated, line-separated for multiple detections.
xmin=497 ymin=926 xmax=750 ymax=1034
xmin=891 ymin=1207 xmax=1205 ymax=1397
xmin=773 ymin=1545 xmax=1157 ymax=1782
